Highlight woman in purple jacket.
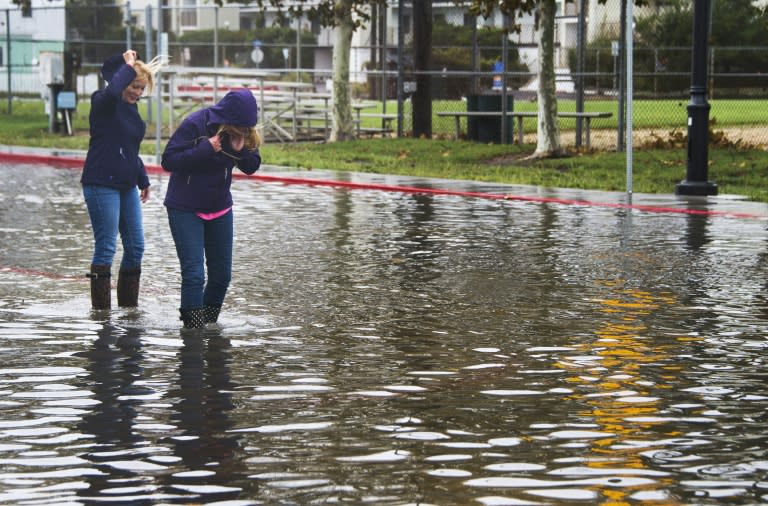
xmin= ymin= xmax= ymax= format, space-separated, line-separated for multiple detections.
xmin=82 ymin=50 xmax=163 ymax=311
xmin=161 ymin=89 xmax=262 ymax=329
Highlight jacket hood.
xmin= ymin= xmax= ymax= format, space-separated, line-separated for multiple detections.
xmin=100 ymin=53 xmax=132 ymax=82
xmin=207 ymin=89 xmax=258 ymax=127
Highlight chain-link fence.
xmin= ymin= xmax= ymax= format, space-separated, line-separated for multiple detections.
xmin=2 ymin=1 xmax=767 ymax=150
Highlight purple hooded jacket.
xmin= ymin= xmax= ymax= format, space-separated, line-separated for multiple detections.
xmin=161 ymin=88 xmax=262 ymax=213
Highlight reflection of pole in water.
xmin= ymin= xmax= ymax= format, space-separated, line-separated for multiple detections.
xmin=684 ymin=211 xmax=711 ymax=251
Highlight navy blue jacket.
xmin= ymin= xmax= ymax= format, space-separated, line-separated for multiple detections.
xmin=81 ymin=62 xmax=150 ymax=190
xmin=161 ymin=89 xmax=262 ymax=213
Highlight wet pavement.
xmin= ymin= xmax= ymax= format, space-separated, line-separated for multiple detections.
xmin=0 ymin=147 xmax=767 ymax=505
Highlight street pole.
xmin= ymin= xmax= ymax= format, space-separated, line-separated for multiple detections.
xmin=676 ymin=0 xmax=717 ymax=196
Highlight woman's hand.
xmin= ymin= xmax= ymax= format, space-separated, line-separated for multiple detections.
xmin=229 ymin=133 xmax=245 ymax=152
xmin=209 ymin=135 xmax=222 ymax=152
xmin=123 ymin=50 xmax=138 ymax=67
xmin=140 ymin=186 xmax=150 ymax=203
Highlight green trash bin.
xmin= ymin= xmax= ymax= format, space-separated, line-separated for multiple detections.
xmin=467 ymin=94 xmax=513 ymax=144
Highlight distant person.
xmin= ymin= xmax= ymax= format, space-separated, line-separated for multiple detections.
xmin=161 ymin=89 xmax=262 ymax=329
xmin=81 ymin=50 xmax=164 ymax=310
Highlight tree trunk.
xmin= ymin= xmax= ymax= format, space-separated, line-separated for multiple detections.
xmin=330 ymin=0 xmax=355 ymax=141
xmin=412 ymin=0 xmax=432 ymax=138
xmin=534 ymin=0 xmax=562 ymax=157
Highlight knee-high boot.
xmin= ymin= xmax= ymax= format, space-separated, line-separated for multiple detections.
xmin=87 ymin=264 xmax=112 ymax=310
xmin=117 ymin=267 xmax=141 ymax=307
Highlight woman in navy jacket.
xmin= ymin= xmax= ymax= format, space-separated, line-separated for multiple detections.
xmin=81 ymin=50 xmax=162 ymax=311
xmin=161 ymin=88 xmax=262 ymax=329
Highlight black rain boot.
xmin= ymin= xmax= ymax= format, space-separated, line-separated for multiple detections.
xmin=117 ymin=267 xmax=141 ymax=308
xmin=204 ymin=304 xmax=222 ymax=324
xmin=87 ymin=264 xmax=112 ymax=310
xmin=180 ymin=307 xmax=206 ymax=329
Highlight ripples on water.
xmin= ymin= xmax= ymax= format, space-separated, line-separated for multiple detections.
xmin=0 ymin=163 xmax=767 ymax=504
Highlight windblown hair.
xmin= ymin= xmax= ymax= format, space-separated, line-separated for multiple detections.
xmin=217 ymin=124 xmax=262 ymax=150
xmin=133 ymin=55 xmax=167 ymax=94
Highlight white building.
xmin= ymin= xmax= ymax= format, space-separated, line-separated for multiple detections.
xmin=0 ymin=0 xmax=67 ymax=95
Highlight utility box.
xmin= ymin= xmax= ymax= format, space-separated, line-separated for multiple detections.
xmin=38 ymin=51 xmax=64 ymax=101
xmin=467 ymin=94 xmax=513 ymax=144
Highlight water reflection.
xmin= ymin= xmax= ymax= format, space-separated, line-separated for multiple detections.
xmin=2 ymin=163 xmax=768 ymax=505
xmin=563 ymin=286 xmax=677 ymax=503
xmin=164 ymin=332 xmax=251 ymax=502
xmin=75 ymin=320 xmax=157 ymax=504
xmin=685 ymin=212 xmax=712 ymax=251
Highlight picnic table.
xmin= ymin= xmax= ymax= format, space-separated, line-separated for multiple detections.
xmin=437 ymin=110 xmax=613 ymax=148
xmin=352 ymin=103 xmax=396 ymax=137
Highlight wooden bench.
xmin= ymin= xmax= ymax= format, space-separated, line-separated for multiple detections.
xmin=437 ymin=110 xmax=612 ymax=148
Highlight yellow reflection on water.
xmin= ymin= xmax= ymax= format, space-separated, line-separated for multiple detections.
xmin=561 ymin=285 xmax=683 ymax=505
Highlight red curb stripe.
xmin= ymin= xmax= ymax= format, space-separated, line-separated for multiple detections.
xmin=0 ymin=151 xmax=86 ymax=168
xmin=0 ymin=266 xmax=86 ymax=281
xmin=1 ymin=151 xmax=765 ymax=220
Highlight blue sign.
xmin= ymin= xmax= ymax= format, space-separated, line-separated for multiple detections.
xmin=57 ymin=91 xmax=76 ymax=109
xmin=492 ymin=61 xmax=504 ymax=90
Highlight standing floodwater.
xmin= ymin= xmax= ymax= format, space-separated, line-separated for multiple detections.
xmin=1 ymin=161 xmax=768 ymax=505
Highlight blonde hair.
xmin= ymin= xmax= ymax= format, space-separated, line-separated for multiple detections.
xmin=133 ymin=55 xmax=167 ymax=94
xmin=217 ymin=124 xmax=262 ymax=150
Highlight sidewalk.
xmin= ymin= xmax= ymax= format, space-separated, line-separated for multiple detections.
xmin=1 ymin=143 xmax=766 ymax=220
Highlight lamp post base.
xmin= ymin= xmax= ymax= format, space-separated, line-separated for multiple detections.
xmin=675 ymin=180 xmax=718 ymax=196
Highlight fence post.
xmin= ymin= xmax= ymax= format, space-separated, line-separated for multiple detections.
xmin=155 ymin=0 xmax=163 ymax=161
xmin=144 ymin=5 xmax=153 ymax=125
xmin=125 ymin=1 xmax=132 ymax=49
xmin=501 ymin=14 xmax=509 ymax=145
xmin=5 ymin=9 xmax=11 ymax=114
xmin=617 ymin=0 xmax=626 ymax=152
xmin=575 ymin=0 xmax=586 ymax=148
xmin=396 ymin=0 xmax=404 ymax=138
xmin=471 ymin=16 xmax=478 ymax=95
xmin=214 ymin=6 xmax=219 ymax=102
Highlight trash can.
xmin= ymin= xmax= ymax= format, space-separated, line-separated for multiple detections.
xmin=467 ymin=94 xmax=513 ymax=144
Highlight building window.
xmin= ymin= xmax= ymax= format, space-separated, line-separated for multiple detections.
xmin=180 ymin=0 xmax=197 ymax=28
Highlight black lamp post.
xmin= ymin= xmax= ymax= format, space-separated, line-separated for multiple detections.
xmin=676 ymin=0 xmax=717 ymax=196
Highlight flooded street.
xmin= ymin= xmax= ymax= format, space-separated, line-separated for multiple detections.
xmin=1 ymin=160 xmax=768 ymax=505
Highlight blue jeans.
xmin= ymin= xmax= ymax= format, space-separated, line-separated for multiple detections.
xmin=82 ymin=185 xmax=144 ymax=269
xmin=167 ymin=208 xmax=233 ymax=310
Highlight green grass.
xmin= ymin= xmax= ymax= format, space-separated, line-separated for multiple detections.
xmin=265 ymin=137 xmax=768 ymax=202
xmin=2 ymin=98 xmax=768 ymax=203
